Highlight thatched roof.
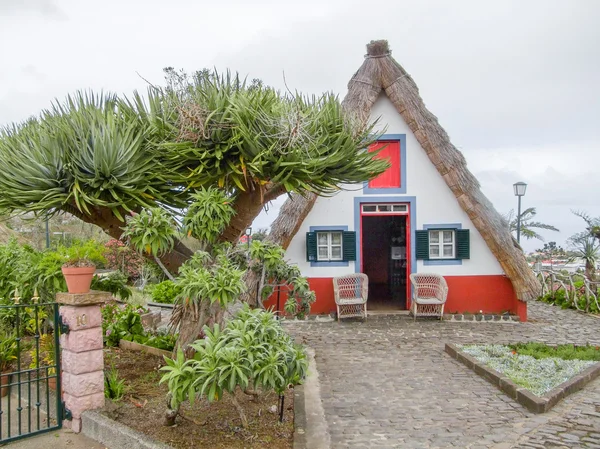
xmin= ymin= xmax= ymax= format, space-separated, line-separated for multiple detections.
xmin=341 ymin=39 xmax=539 ymax=302
xmin=0 ymin=222 xmax=27 ymax=245
xmin=271 ymin=39 xmax=540 ymax=303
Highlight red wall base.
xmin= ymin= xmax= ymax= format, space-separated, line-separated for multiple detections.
xmin=264 ymin=275 xmax=527 ymax=321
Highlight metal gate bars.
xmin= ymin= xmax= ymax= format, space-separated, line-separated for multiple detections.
xmin=0 ymin=290 xmax=65 ymax=443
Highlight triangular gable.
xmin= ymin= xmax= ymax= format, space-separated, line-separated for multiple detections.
xmin=271 ymin=40 xmax=539 ymax=302
xmin=340 ymin=40 xmax=539 ymax=302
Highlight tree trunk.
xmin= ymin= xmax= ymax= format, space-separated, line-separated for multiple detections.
xmin=164 ymin=394 xmax=180 ymax=426
xmin=586 ymin=261 xmax=595 ymax=282
xmin=240 ymin=192 xmax=317 ymax=307
xmin=219 ymin=183 xmax=286 ymax=244
xmin=230 ymin=392 xmax=249 ymax=429
xmin=61 ymin=203 xmax=194 ymax=274
xmin=175 ymin=300 xmax=210 ymax=354
xmin=174 ymin=300 xmax=227 ymax=353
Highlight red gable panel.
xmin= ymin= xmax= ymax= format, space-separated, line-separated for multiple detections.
xmin=368 ymin=141 xmax=401 ymax=189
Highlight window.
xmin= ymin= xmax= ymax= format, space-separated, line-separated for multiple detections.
xmin=361 ymin=204 xmax=408 ymax=214
xmin=368 ymin=141 xmax=401 ymax=189
xmin=428 ymin=230 xmax=455 ymax=259
xmin=363 ymin=135 xmax=407 ymax=194
xmin=317 ymin=232 xmax=343 ymax=261
xmin=415 ymin=227 xmax=470 ymax=263
xmin=306 ymin=229 xmax=356 ymax=265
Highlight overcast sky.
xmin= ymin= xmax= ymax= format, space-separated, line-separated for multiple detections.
xmin=1 ymin=0 xmax=599 ymax=252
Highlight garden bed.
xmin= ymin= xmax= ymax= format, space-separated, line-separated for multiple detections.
xmin=118 ymin=338 xmax=173 ymax=359
xmin=446 ymin=343 xmax=600 ymax=413
xmin=103 ymin=347 xmax=294 ymax=448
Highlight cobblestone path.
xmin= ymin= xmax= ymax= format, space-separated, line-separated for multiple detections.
xmin=284 ymin=302 xmax=600 ymax=448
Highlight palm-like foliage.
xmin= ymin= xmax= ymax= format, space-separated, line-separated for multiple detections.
xmin=153 ymin=70 xmax=387 ymax=195
xmin=0 ymin=71 xmax=388 ymax=263
xmin=160 ymin=307 xmax=307 ymax=427
xmin=0 ymin=93 xmax=180 ymax=219
xmin=572 ymin=210 xmax=600 ymax=240
xmin=567 ymin=231 xmax=599 ymax=280
xmin=504 ymin=207 xmax=559 ymax=241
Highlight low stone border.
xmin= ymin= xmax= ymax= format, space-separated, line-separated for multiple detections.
xmin=119 ymin=339 xmax=173 ymax=359
xmin=443 ymin=313 xmax=521 ymax=322
xmin=445 ymin=343 xmax=600 ymax=413
xmin=294 ymin=347 xmax=330 ymax=449
xmin=82 ymin=410 xmax=172 ymax=449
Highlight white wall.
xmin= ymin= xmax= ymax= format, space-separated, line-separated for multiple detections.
xmin=286 ymin=94 xmax=504 ymax=277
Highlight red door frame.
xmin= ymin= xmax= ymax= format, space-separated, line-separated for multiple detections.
xmin=359 ymin=203 xmax=411 ymax=309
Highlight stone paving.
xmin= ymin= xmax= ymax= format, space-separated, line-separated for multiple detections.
xmin=284 ymin=302 xmax=600 ymax=448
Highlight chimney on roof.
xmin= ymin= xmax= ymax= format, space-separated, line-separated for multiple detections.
xmin=366 ymin=40 xmax=390 ymax=57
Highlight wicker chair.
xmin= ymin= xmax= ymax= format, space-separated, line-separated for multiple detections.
xmin=409 ymin=273 xmax=448 ymax=321
xmin=333 ymin=273 xmax=369 ymax=321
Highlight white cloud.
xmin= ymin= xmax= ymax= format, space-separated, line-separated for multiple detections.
xmin=0 ymin=0 xmax=598 ymax=254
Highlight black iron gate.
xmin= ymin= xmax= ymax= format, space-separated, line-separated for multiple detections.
xmin=0 ymin=291 xmax=65 ymax=443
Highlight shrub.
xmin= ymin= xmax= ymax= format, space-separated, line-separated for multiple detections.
xmin=102 ymin=302 xmax=176 ymax=351
xmin=510 ymin=342 xmax=600 ymax=361
xmin=150 ymin=280 xmax=182 ymax=304
xmin=92 ymin=271 xmax=132 ymax=300
xmin=160 ymin=306 xmax=308 ymax=427
xmin=103 ymin=303 xmax=147 ymax=347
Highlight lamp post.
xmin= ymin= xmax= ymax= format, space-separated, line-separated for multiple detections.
xmin=513 ymin=182 xmax=527 ymax=244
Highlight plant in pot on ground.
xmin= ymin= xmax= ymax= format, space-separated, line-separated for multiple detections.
xmin=0 ymin=329 xmax=18 ymax=397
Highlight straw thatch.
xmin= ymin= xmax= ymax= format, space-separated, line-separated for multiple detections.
xmin=271 ymin=39 xmax=540 ymax=302
xmin=0 ymin=222 xmax=27 ymax=245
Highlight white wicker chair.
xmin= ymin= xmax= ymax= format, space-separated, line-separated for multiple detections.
xmin=409 ymin=273 xmax=448 ymax=321
xmin=333 ymin=273 xmax=369 ymax=321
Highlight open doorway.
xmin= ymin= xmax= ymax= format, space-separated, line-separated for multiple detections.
xmin=362 ymin=214 xmax=408 ymax=310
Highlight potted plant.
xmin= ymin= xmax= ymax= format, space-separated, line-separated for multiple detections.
xmin=62 ymin=249 xmax=96 ymax=294
xmin=0 ymin=331 xmax=18 ymax=397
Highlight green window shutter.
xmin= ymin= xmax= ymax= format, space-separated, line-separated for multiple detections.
xmin=456 ymin=229 xmax=470 ymax=259
xmin=342 ymin=231 xmax=356 ymax=261
xmin=415 ymin=230 xmax=430 ymax=260
xmin=306 ymin=232 xmax=317 ymax=262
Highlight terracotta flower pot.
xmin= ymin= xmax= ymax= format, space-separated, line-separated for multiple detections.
xmin=1 ymin=372 xmax=11 ymax=397
xmin=62 ymin=266 xmax=96 ymax=294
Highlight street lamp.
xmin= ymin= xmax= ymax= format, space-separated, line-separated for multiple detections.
xmin=513 ymin=182 xmax=527 ymax=244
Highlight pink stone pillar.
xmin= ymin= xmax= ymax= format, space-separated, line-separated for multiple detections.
xmin=57 ymin=291 xmax=111 ymax=433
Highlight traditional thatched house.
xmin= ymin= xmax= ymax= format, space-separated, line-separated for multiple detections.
xmin=267 ymin=40 xmax=539 ymax=320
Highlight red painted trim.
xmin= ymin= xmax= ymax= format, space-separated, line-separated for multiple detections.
xmin=516 ymin=300 xmax=527 ymax=322
xmin=368 ymin=141 xmax=401 ymax=188
xmin=295 ymin=275 xmax=526 ymax=320
xmin=359 ymin=203 xmax=411 ymax=309
xmin=442 ymin=276 xmax=519 ymax=316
